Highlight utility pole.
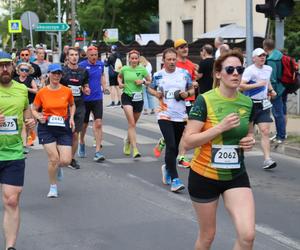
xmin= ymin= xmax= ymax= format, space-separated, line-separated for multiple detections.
xmin=246 ymin=0 xmax=254 ymax=66
xmin=10 ymin=0 xmax=14 ymax=49
xmin=57 ymin=0 xmax=62 ymax=57
xmin=275 ymin=17 xmax=284 ymax=49
xmin=71 ymin=0 xmax=76 ymax=46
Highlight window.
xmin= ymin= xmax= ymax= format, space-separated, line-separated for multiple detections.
xmin=167 ymin=22 xmax=172 ymax=40
xmin=183 ymin=20 xmax=193 ymax=43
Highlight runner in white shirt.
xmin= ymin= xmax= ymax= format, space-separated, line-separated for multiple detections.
xmin=148 ymin=48 xmax=194 ymax=192
xmin=240 ymin=48 xmax=277 ymax=170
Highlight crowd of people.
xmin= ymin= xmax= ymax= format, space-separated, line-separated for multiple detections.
xmin=0 ymin=36 xmax=293 ymax=249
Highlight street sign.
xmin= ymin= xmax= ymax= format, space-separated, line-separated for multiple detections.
xmin=35 ymin=23 xmax=70 ymax=32
xmin=8 ymin=20 xmax=22 ymax=33
xmin=21 ymin=11 xmax=39 ymax=30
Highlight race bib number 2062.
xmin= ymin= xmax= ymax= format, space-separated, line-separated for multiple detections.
xmin=211 ymin=145 xmax=241 ymax=169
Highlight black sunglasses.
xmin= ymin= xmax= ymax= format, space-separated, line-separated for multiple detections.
xmin=51 ymin=71 xmax=62 ymax=75
xmin=224 ymin=66 xmax=245 ymax=75
xmin=20 ymin=68 xmax=30 ymax=73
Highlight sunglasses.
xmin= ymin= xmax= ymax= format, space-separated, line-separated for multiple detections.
xmin=51 ymin=71 xmax=62 ymax=75
xmin=223 ymin=66 xmax=245 ymax=75
xmin=20 ymin=54 xmax=29 ymax=56
xmin=20 ymin=68 xmax=30 ymax=73
xmin=178 ymin=44 xmax=188 ymax=49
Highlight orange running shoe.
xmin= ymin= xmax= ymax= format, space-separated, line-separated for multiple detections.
xmin=153 ymin=137 xmax=165 ymax=158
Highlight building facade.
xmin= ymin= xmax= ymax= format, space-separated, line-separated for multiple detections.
xmin=159 ymin=0 xmax=267 ymax=43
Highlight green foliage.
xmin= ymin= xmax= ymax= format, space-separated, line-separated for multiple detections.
xmin=284 ymin=31 xmax=300 ymax=60
xmin=285 ymin=2 xmax=300 ymax=35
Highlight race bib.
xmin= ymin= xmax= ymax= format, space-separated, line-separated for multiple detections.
xmin=211 ymin=145 xmax=241 ymax=169
xmin=165 ymin=90 xmax=175 ymax=99
xmin=262 ymin=99 xmax=272 ymax=110
xmin=0 ymin=116 xmax=18 ymax=135
xmin=185 ymin=100 xmax=192 ymax=107
xmin=47 ymin=116 xmax=65 ymax=127
xmin=132 ymin=92 xmax=143 ymax=102
xmin=69 ymin=85 xmax=81 ymax=97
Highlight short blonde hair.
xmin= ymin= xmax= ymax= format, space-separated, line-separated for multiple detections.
xmin=16 ymin=62 xmax=34 ymax=75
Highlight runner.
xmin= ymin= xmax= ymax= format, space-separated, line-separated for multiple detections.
xmin=78 ymin=46 xmax=107 ymax=162
xmin=153 ymin=39 xmax=196 ymax=168
xmin=148 ymin=48 xmax=194 ymax=192
xmin=240 ymin=48 xmax=277 ymax=170
xmin=0 ymin=51 xmax=35 ymax=250
xmin=31 ymin=63 xmax=75 ymax=198
xmin=61 ymin=47 xmax=90 ymax=169
xmin=118 ymin=50 xmax=151 ymax=158
xmin=183 ymin=50 xmax=256 ymax=250
xmin=14 ymin=63 xmax=38 ymax=151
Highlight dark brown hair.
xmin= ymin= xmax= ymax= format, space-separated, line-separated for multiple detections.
xmin=263 ymin=39 xmax=275 ymax=50
xmin=213 ymin=50 xmax=244 ymax=88
xmin=162 ymin=47 xmax=177 ymax=59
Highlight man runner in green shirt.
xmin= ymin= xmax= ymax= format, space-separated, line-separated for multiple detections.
xmin=0 ymin=51 xmax=35 ymax=250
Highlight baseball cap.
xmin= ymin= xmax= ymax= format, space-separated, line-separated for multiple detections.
xmin=0 ymin=51 xmax=12 ymax=63
xmin=48 ymin=63 xmax=62 ymax=73
xmin=111 ymin=45 xmax=117 ymax=51
xmin=252 ymin=48 xmax=266 ymax=57
xmin=174 ymin=39 xmax=187 ymax=49
xmin=26 ymin=44 xmax=33 ymax=49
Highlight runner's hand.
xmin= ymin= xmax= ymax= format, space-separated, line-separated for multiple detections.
xmin=135 ymin=79 xmax=144 ymax=85
xmin=239 ymin=136 xmax=255 ymax=151
xmin=37 ymin=113 xmax=46 ymax=124
xmin=83 ymin=86 xmax=91 ymax=95
xmin=217 ymin=113 xmax=240 ymax=132
xmin=70 ymin=117 xmax=75 ymax=132
xmin=119 ymin=82 xmax=124 ymax=89
xmin=25 ymin=118 xmax=36 ymax=129
xmin=0 ymin=113 xmax=4 ymax=126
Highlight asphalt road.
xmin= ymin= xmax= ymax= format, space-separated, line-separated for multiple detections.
xmin=1 ymin=106 xmax=299 ymax=250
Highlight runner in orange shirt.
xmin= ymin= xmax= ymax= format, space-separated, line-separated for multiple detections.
xmin=32 ymin=63 xmax=75 ymax=198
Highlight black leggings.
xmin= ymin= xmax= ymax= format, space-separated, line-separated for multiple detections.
xmin=158 ymin=120 xmax=186 ymax=180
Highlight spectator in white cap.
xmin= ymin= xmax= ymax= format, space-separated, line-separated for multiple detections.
xmin=239 ymin=47 xmax=277 ymax=170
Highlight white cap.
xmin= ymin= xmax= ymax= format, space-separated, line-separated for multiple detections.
xmin=74 ymin=42 xmax=80 ymax=48
xmin=252 ymin=48 xmax=266 ymax=57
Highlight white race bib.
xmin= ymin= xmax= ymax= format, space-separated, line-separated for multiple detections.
xmin=262 ymin=99 xmax=272 ymax=110
xmin=47 ymin=116 xmax=65 ymax=127
xmin=132 ymin=92 xmax=143 ymax=102
xmin=69 ymin=85 xmax=81 ymax=97
xmin=211 ymin=145 xmax=241 ymax=169
xmin=165 ymin=90 xmax=175 ymax=99
xmin=0 ymin=116 xmax=18 ymax=135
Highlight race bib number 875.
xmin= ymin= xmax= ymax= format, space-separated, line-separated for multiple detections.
xmin=0 ymin=116 xmax=18 ymax=135
xmin=211 ymin=145 xmax=241 ymax=169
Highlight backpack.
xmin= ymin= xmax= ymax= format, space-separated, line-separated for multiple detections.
xmin=281 ymin=54 xmax=300 ymax=94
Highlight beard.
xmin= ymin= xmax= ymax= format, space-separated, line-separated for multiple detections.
xmin=0 ymin=72 xmax=13 ymax=85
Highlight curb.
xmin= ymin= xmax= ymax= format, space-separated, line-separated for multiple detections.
xmin=271 ymin=144 xmax=300 ymax=158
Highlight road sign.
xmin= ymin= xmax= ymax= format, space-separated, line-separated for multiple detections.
xmin=8 ymin=20 xmax=22 ymax=33
xmin=35 ymin=23 xmax=70 ymax=32
xmin=21 ymin=11 xmax=39 ymax=30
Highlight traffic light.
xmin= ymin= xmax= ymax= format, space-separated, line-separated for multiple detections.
xmin=275 ymin=0 xmax=295 ymax=19
xmin=256 ymin=0 xmax=295 ymax=19
xmin=256 ymin=0 xmax=276 ymax=18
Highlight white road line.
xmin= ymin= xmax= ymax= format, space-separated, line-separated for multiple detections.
xmin=84 ymin=134 xmax=113 ymax=147
xmin=128 ymin=172 xmax=300 ymax=249
xmin=256 ymin=224 xmax=300 ymax=250
xmin=102 ymin=125 xmax=157 ymax=144
xmin=107 ymin=156 xmax=158 ymax=164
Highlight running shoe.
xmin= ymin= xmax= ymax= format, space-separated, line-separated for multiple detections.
xmin=161 ymin=164 xmax=171 ymax=185
xmin=153 ymin=137 xmax=165 ymax=158
xmin=107 ymin=102 xmax=115 ymax=107
xmin=171 ymin=178 xmax=185 ymax=192
xmin=133 ymin=147 xmax=141 ymax=158
xmin=123 ymin=138 xmax=131 ymax=155
xmin=178 ymin=155 xmax=190 ymax=168
xmin=269 ymin=134 xmax=277 ymax=142
xmin=68 ymin=159 xmax=80 ymax=170
xmin=263 ymin=159 xmax=277 ymax=170
xmin=78 ymin=143 xmax=86 ymax=158
xmin=57 ymin=167 xmax=64 ymax=181
xmin=47 ymin=185 xmax=58 ymax=198
xmin=23 ymin=146 xmax=30 ymax=154
xmin=94 ymin=151 xmax=105 ymax=162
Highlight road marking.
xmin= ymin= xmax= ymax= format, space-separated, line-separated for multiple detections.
xmin=256 ymin=224 xmax=300 ymax=250
xmin=128 ymin=172 xmax=300 ymax=249
xmin=102 ymin=125 xmax=157 ymax=144
xmin=84 ymin=134 xmax=113 ymax=147
xmin=107 ymin=156 xmax=158 ymax=164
